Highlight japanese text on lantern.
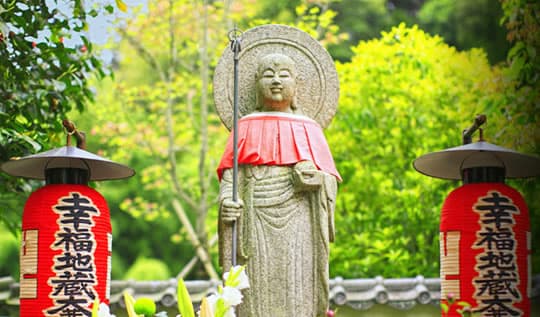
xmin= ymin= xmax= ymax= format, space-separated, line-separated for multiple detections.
xmin=45 ymin=192 xmax=100 ymax=317
xmin=473 ymin=191 xmax=522 ymax=317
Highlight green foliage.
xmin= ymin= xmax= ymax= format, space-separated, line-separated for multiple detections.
xmin=441 ymin=293 xmax=480 ymax=317
xmin=328 ymin=0 xmax=394 ymax=61
xmin=72 ymin=0 xmax=345 ymax=279
xmin=0 ymin=0 xmax=112 ymax=237
xmin=124 ymin=257 xmax=171 ymax=281
xmin=1 ymin=0 xmax=537 ymax=282
xmin=495 ymin=0 xmax=540 ymax=147
xmin=328 ymin=0 xmax=509 ymax=63
xmin=328 ymin=24 xmax=497 ymax=277
xmin=491 ymin=0 xmax=540 ymax=272
xmin=72 ymin=0 xmax=235 ymax=278
xmin=0 ymin=224 xmax=19 ymax=278
xmin=418 ymin=0 xmax=509 ymax=64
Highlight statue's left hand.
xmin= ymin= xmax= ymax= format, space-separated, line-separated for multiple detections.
xmin=293 ymin=160 xmax=323 ymax=191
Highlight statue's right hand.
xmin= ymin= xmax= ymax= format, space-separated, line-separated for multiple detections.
xmin=221 ymin=198 xmax=244 ymax=223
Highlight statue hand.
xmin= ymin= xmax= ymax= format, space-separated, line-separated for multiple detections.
xmin=293 ymin=160 xmax=323 ymax=191
xmin=221 ymin=198 xmax=244 ymax=223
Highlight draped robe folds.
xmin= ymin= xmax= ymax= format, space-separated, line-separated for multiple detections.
xmin=217 ymin=113 xmax=340 ymax=317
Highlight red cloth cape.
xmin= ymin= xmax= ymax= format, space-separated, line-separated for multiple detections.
xmin=217 ymin=113 xmax=341 ymax=181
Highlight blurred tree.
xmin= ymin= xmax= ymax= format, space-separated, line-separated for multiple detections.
xmin=328 ymin=24 xmax=500 ymax=277
xmin=0 ymin=224 xmax=18 ymax=277
xmin=124 ymin=257 xmax=171 ymax=281
xmin=488 ymin=0 xmax=540 ymax=271
xmin=418 ymin=0 xmax=510 ymax=64
xmin=74 ymin=0 xmax=345 ymax=280
xmin=328 ymin=0 xmax=395 ymax=61
xmin=494 ymin=0 xmax=540 ymax=150
xmin=2 ymin=0 xmax=537 ymax=281
xmin=327 ymin=0 xmax=509 ymax=64
xmin=0 ymin=0 xmax=117 ymax=235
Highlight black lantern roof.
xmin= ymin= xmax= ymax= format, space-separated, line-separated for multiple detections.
xmin=1 ymin=145 xmax=135 ymax=181
xmin=413 ymin=141 xmax=540 ymax=180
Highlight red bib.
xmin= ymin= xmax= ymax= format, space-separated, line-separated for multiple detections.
xmin=217 ymin=113 xmax=341 ymax=181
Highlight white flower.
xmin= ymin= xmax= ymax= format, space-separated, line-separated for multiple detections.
xmin=199 ymin=266 xmax=250 ymax=317
xmin=223 ymin=307 xmax=236 ymax=317
xmin=223 ymin=265 xmax=250 ymax=290
xmin=205 ymin=294 xmax=218 ymax=315
xmin=221 ymin=286 xmax=243 ymax=306
xmin=204 ymin=290 xmax=239 ymax=317
xmin=97 ymin=303 xmax=116 ymax=317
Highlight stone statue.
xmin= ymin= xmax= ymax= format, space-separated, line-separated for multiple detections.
xmin=214 ymin=25 xmax=341 ymax=317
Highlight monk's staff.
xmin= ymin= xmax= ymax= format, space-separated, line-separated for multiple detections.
xmin=229 ymin=27 xmax=242 ymax=267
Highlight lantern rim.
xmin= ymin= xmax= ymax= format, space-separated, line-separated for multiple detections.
xmin=413 ymin=141 xmax=540 ymax=180
xmin=1 ymin=146 xmax=135 ymax=181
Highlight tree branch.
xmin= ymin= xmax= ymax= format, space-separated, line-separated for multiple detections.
xmin=117 ymin=28 xmax=167 ymax=82
xmin=177 ymin=233 xmax=218 ymax=280
xmin=172 ymin=199 xmax=218 ymax=280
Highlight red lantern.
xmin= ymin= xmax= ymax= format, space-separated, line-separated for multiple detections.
xmin=440 ymin=183 xmax=530 ymax=316
xmin=1 ymin=124 xmax=134 ymax=317
xmin=20 ymin=184 xmax=112 ymax=316
xmin=413 ymin=115 xmax=540 ymax=317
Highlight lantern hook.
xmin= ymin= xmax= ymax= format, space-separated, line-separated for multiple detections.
xmin=62 ymin=119 xmax=87 ymax=150
xmin=462 ymin=114 xmax=486 ymax=145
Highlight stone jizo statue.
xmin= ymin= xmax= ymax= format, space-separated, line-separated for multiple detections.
xmin=214 ymin=25 xmax=341 ymax=317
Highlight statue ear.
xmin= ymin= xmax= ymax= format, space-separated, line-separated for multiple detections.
xmin=254 ymin=88 xmax=261 ymax=111
xmin=291 ymin=95 xmax=301 ymax=113
xmin=291 ymin=74 xmax=302 ymax=112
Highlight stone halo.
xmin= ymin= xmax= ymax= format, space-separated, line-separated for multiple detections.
xmin=213 ymin=24 xmax=339 ymax=130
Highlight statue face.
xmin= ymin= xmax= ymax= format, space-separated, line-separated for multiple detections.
xmin=257 ymin=54 xmax=296 ymax=112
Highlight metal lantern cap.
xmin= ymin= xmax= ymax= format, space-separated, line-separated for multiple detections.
xmin=413 ymin=141 xmax=540 ymax=180
xmin=1 ymin=146 xmax=135 ymax=181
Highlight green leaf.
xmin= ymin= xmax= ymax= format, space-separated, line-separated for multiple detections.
xmin=215 ymin=297 xmax=229 ymax=317
xmin=17 ymin=133 xmax=42 ymax=152
xmin=225 ymin=265 xmax=245 ymax=288
xmin=176 ymin=279 xmax=195 ymax=317
xmin=91 ymin=298 xmax=99 ymax=317
xmin=123 ymin=292 xmax=139 ymax=317
xmin=441 ymin=303 xmax=449 ymax=314
xmin=116 ymin=0 xmax=128 ymax=13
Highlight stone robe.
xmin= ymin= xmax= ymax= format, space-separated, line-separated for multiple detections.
xmin=218 ymin=113 xmax=339 ymax=317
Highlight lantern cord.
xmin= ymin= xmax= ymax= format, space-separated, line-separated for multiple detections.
xmin=229 ymin=26 xmax=242 ymax=267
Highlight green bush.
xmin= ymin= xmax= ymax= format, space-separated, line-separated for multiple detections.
xmin=328 ymin=24 xmax=497 ymax=278
xmin=124 ymin=257 xmax=171 ymax=281
xmin=0 ymin=226 xmax=19 ymax=278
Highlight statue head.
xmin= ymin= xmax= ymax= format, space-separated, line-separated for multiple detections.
xmin=255 ymin=53 xmax=298 ymax=113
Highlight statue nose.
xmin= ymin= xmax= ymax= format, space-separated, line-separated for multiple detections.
xmin=272 ymin=75 xmax=281 ymax=84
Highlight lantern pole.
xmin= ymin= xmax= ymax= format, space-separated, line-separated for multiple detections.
xmin=229 ymin=27 xmax=242 ymax=267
